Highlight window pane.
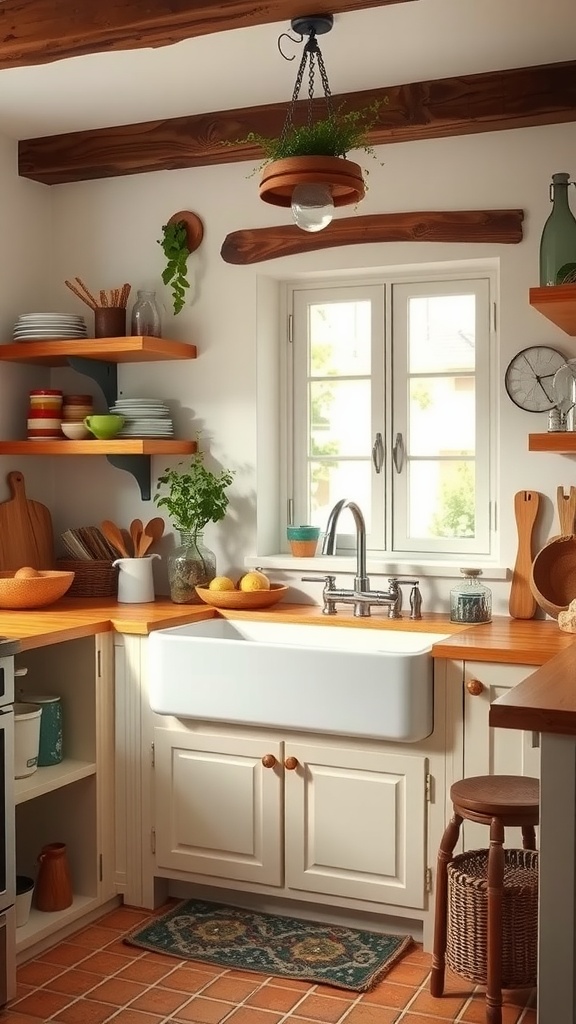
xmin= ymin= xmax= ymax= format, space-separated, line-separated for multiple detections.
xmin=310 ymin=380 xmax=371 ymax=458
xmin=309 ymin=460 xmax=372 ymax=534
xmin=409 ymin=377 xmax=475 ymax=455
xmin=309 ymin=302 xmax=371 ymax=376
xmin=408 ymin=295 xmax=476 ymax=374
xmin=407 ymin=460 xmax=476 ymax=539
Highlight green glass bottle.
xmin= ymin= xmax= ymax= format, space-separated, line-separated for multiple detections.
xmin=539 ymin=172 xmax=576 ymax=286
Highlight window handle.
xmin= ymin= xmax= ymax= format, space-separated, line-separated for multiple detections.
xmin=392 ymin=432 xmax=404 ymax=474
xmin=371 ymin=432 xmax=384 ymax=474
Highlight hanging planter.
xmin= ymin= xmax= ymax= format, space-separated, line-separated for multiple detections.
xmin=259 ymin=155 xmax=365 ymax=208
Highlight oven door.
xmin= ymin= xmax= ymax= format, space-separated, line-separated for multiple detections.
xmin=0 ymin=707 xmax=15 ymax=916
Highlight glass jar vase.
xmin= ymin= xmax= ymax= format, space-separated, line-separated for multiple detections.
xmin=130 ymin=289 xmax=163 ymax=337
xmin=167 ymin=531 xmax=216 ymax=604
xmin=450 ymin=568 xmax=492 ymax=624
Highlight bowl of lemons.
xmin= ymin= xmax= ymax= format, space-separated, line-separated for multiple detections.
xmin=195 ymin=571 xmax=288 ymax=610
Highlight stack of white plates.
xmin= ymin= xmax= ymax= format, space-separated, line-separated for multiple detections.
xmin=110 ymin=398 xmax=174 ymax=438
xmin=13 ymin=313 xmax=87 ymax=342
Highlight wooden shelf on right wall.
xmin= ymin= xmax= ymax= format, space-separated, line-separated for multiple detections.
xmin=529 ymin=433 xmax=576 ymax=453
xmin=529 ymin=284 xmax=576 ymax=336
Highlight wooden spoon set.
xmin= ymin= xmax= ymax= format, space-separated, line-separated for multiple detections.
xmin=100 ymin=518 xmax=164 ymax=558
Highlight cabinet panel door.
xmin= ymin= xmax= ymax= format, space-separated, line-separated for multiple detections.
xmin=154 ymin=729 xmax=283 ymax=885
xmin=284 ymin=742 xmax=427 ymax=908
xmin=463 ymin=661 xmax=540 ymax=850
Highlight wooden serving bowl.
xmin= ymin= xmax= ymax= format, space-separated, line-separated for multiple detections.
xmin=195 ymin=583 xmax=288 ymax=610
xmin=530 ymin=536 xmax=576 ymax=618
xmin=0 ymin=571 xmax=75 ymax=609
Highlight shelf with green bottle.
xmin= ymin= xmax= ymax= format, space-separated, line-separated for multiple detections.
xmin=529 ymin=283 xmax=576 ymax=336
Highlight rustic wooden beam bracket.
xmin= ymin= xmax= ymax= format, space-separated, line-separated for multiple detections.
xmin=220 ymin=209 xmax=524 ymax=265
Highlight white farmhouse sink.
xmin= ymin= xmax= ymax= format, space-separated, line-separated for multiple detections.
xmin=148 ymin=619 xmax=449 ymax=743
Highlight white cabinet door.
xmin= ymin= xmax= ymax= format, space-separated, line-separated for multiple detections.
xmin=154 ymin=728 xmax=283 ymax=885
xmin=463 ymin=661 xmax=540 ymax=849
xmin=284 ymin=741 xmax=428 ymax=909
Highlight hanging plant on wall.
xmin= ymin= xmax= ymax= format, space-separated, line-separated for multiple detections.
xmin=157 ymin=211 xmax=204 ymax=315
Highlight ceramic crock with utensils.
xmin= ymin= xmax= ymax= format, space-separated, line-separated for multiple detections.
xmin=113 ymin=554 xmax=160 ymax=603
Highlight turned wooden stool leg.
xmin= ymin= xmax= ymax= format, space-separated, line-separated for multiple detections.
xmin=522 ymin=825 xmax=536 ymax=850
xmin=486 ymin=816 xmax=505 ymax=1024
xmin=430 ymin=812 xmax=463 ymax=997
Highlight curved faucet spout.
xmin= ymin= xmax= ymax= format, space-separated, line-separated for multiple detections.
xmin=321 ymin=499 xmax=368 ymax=591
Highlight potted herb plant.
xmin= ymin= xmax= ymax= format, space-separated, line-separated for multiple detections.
xmin=154 ymin=450 xmax=235 ymax=603
xmin=157 ymin=211 xmax=204 ymax=316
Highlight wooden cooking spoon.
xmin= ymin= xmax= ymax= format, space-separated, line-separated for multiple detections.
xmin=509 ymin=490 xmax=541 ymax=619
xmin=100 ymin=520 xmax=130 ymax=558
xmin=130 ymin=518 xmax=143 ymax=558
xmin=138 ymin=517 xmax=165 ymax=557
xmin=556 ymin=485 xmax=576 ymax=537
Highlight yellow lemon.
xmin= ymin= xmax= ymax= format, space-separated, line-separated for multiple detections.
xmin=14 ymin=566 xmax=40 ymax=579
xmin=239 ymin=570 xmax=270 ymax=592
xmin=209 ymin=576 xmax=236 ymax=591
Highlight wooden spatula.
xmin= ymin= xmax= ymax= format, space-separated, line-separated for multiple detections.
xmin=556 ymin=485 xmax=576 ymax=537
xmin=101 ymin=520 xmax=130 ymax=558
xmin=509 ymin=490 xmax=541 ymax=619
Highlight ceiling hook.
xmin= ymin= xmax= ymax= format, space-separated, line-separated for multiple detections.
xmin=277 ymin=30 xmax=303 ymax=61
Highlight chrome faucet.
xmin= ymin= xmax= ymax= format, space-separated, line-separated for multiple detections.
xmin=303 ymin=499 xmax=422 ymax=619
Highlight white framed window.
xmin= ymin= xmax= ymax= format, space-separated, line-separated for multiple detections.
xmin=287 ymin=267 xmax=496 ymax=560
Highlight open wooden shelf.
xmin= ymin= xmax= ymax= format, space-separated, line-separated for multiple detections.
xmin=529 ymin=284 xmax=576 ymax=336
xmin=15 ymin=759 xmax=97 ymax=805
xmin=0 ymin=336 xmax=197 ymax=364
xmin=529 ymin=433 xmax=576 ymax=452
xmin=0 ymin=440 xmax=196 ymax=456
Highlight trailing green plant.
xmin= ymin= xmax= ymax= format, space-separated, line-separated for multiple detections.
xmin=157 ymin=220 xmax=190 ymax=315
xmin=237 ymin=100 xmax=386 ymax=168
xmin=154 ymin=449 xmax=235 ymax=537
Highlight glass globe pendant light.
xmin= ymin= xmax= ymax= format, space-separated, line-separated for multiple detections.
xmin=258 ymin=14 xmax=365 ymax=231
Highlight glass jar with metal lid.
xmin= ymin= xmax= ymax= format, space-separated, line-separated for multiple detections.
xmin=450 ymin=568 xmax=492 ymax=624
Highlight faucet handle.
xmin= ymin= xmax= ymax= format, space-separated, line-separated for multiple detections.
xmin=301 ymin=575 xmax=336 ymax=588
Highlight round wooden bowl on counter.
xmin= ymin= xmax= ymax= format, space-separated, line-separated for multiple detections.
xmin=0 ymin=570 xmax=75 ymax=609
xmin=530 ymin=535 xmax=576 ymax=618
xmin=194 ymin=584 xmax=289 ymax=610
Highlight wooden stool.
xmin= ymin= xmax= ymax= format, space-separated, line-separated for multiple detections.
xmin=430 ymin=775 xmax=539 ymax=1024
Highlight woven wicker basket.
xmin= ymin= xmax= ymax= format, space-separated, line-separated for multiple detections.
xmin=56 ymin=560 xmax=118 ymax=598
xmin=447 ymin=848 xmax=538 ymax=988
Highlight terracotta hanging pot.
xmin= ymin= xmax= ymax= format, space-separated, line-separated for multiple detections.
xmin=259 ymin=156 xmax=365 ymax=208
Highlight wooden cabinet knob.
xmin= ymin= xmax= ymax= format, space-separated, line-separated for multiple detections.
xmin=284 ymin=756 xmax=299 ymax=771
xmin=466 ymin=678 xmax=484 ymax=696
xmin=261 ymin=754 xmax=277 ymax=768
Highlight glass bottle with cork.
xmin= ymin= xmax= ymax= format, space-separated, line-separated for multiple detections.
xmin=539 ymin=172 xmax=576 ymax=287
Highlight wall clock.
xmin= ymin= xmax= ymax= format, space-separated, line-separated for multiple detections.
xmin=504 ymin=346 xmax=566 ymax=412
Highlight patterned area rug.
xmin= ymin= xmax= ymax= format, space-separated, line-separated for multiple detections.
xmin=124 ymin=899 xmax=413 ymax=992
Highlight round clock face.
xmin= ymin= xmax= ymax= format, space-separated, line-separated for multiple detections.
xmin=504 ymin=346 xmax=566 ymax=412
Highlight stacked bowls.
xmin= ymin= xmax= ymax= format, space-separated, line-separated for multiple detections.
xmin=27 ymin=389 xmax=63 ymax=440
xmin=61 ymin=395 xmax=93 ymax=439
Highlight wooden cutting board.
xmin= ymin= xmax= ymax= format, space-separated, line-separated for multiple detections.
xmin=0 ymin=471 xmax=54 ymax=570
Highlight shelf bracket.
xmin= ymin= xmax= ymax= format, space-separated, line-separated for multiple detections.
xmin=67 ymin=356 xmax=118 ymax=409
xmin=106 ymin=454 xmax=151 ymax=500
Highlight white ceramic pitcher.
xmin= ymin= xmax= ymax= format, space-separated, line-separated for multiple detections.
xmin=112 ymin=554 xmax=160 ymax=603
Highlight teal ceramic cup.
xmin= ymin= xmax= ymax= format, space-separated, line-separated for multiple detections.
xmin=83 ymin=414 xmax=124 ymax=439
xmin=287 ymin=525 xmax=321 ymax=556
xmin=22 ymin=694 xmax=63 ymax=766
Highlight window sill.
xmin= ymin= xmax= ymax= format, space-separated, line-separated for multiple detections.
xmin=245 ymin=554 xmax=509 ymax=581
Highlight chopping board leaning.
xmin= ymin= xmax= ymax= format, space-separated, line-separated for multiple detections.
xmin=0 ymin=471 xmax=54 ymax=570
xmin=509 ymin=490 xmax=541 ymax=619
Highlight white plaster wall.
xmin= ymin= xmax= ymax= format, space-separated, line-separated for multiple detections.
xmin=41 ymin=119 xmax=576 ymax=610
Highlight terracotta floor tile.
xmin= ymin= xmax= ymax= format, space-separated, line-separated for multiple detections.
xmin=520 ymin=1010 xmax=537 ymax=1023
xmin=80 ymin=951 xmax=134 ymax=977
xmin=246 ymin=984 xmax=306 ymax=1012
xmin=225 ymin=970 xmax=272 ymax=983
xmin=341 ymin=1004 xmax=401 ymax=1024
xmin=140 ymin=950 xmax=188 ymax=967
xmin=9 ymin=986 xmax=33 ymax=1004
xmin=292 ymin=994 xmax=356 ymax=1022
xmin=360 ymin=982 xmax=416 ymax=1010
xmin=17 ymin=960 xmax=64 ymax=986
xmin=9 ymin=989 xmax=72 ymax=1019
xmin=171 ymin=996 xmax=236 ymax=1023
xmin=404 ymin=948 xmax=432 ymax=967
xmin=115 ymin=959 xmax=176 ymax=985
xmin=458 ymin=995 xmax=523 ymax=1023
xmin=202 ymin=977 xmax=263 ymax=1002
xmin=98 ymin=908 xmax=153 ymax=931
xmin=85 ymin=977 xmax=149 ymax=1005
xmin=0 ymin=1013 xmax=47 ymax=1023
xmin=383 ymin=962 xmax=431 ymax=987
xmin=74 ymin=925 xmax=125 ymax=949
xmin=106 ymin=1011 xmax=164 ymax=1024
xmin=161 ymin=967 xmax=218 ymax=994
xmin=408 ymin=987 xmax=469 ymax=1018
xmin=128 ymin=987 xmax=191 ymax=1015
xmin=37 ymin=942 xmax=90 ymax=967
xmin=399 ymin=1015 xmax=456 ymax=1024
xmin=51 ymin=998 xmax=117 ymax=1024
xmin=104 ymin=939 xmax=143 ymax=959
xmin=43 ymin=969 xmax=102 ymax=997
xmin=222 ymin=1009 xmax=284 ymax=1024
xmin=312 ymin=985 xmax=356 ymax=1000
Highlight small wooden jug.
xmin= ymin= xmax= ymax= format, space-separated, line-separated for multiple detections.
xmin=35 ymin=842 xmax=73 ymax=912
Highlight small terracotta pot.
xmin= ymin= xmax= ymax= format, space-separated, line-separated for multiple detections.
xmin=35 ymin=842 xmax=73 ymax=912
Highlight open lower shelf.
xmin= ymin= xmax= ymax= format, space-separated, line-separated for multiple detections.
xmin=529 ymin=433 xmax=576 ymax=452
xmin=0 ymin=440 xmax=197 ymax=455
xmin=529 ymin=284 xmax=576 ymax=335
xmin=0 ymin=336 xmax=197 ymax=364
xmin=15 ymin=896 xmax=101 ymax=955
xmin=15 ymin=760 xmax=97 ymax=805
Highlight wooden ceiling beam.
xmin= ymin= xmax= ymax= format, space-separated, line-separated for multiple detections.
xmin=0 ymin=0 xmax=415 ymax=70
xmin=19 ymin=60 xmax=576 ymax=185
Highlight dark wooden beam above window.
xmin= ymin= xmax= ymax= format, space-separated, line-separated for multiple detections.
xmin=0 ymin=0 xmax=416 ymax=70
xmin=18 ymin=61 xmax=576 ymax=185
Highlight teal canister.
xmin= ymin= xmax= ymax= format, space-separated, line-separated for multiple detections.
xmin=22 ymin=694 xmax=63 ymax=766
